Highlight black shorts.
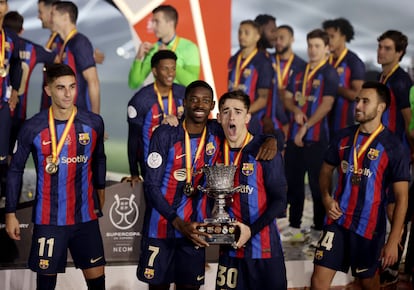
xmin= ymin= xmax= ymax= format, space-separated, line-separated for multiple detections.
xmin=313 ymin=223 xmax=385 ymax=278
xmin=137 ymin=237 xmax=205 ymax=286
xmin=29 ymin=219 xmax=106 ymax=274
xmin=0 ymin=104 xmax=11 ymax=163
xmin=216 ymin=255 xmax=287 ymax=290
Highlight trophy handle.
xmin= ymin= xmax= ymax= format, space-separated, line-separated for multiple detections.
xmin=197 ymin=185 xmax=207 ymax=193
xmin=230 ymin=185 xmax=243 ymax=194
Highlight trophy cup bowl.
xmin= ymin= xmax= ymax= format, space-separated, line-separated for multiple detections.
xmin=197 ymin=164 xmax=242 ymax=245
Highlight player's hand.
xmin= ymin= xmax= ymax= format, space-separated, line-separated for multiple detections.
xmin=93 ymin=48 xmax=105 ymax=64
xmin=121 ymin=175 xmax=143 ymax=187
xmin=256 ymin=137 xmax=277 ymax=160
xmin=381 ymin=240 xmax=399 ymax=268
xmin=8 ymin=90 xmax=19 ymax=111
xmin=136 ymin=42 xmax=154 ymax=59
xmin=5 ymin=213 xmax=21 ymax=240
xmin=172 ymin=217 xmax=210 ymax=247
xmin=323 ymin=197 xmax=342 ymax=220
xmin=161 ymin=114 xmax=179 ymax=127
xmin=294 ymin=110 xmax=307 ymax=126
xmin=294 ymin=125 xmax=307 ymax=147
xmin=233 ymin=221 xmax=251 ymax=249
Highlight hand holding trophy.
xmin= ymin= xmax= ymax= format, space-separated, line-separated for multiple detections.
xmin=197 ymin=164 xmax=242 ymax=246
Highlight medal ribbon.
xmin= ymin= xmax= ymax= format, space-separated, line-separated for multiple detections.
xmin=301 ymin=59 xmax=327 ymax=98
xmin=0 ymin=29 xmax=5 ymax=70
xmin=233 ymin=49 xmax=258 ymax=89
xmin=58 ymin=29 xmax=77 ymax=62
xmin=154 ymin=83 xmax=173 ymax=118
xmin=157 ymin=36 xmax=180 ymax=52
xmin=48 ymin=106 xmax=77 ymax=164
xmin=183 ymin=121 xmax=207 ymax=184
xmin=328 ymin=48 xmax=348 ymax=68
xmin=380 ymin=63 xmax=399 ymax=84
xmin=352 ymin=124 xmax=384 ymax=175
xmin=276 ymin=53 xmax=294 ymax=89
xmin=46 ymin=32 xmax=58 ymax=49
xmin=223 ymin=132 xmax=253 ymax=166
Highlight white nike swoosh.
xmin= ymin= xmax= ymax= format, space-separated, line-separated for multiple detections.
xmin=90 ymin=256 xmax=103 ymax=264
xmin=196 ymin=275 xmax=204 ymax=281
xmin=42 ymin=140 xmax=52 ymax=146
xmin=176 ymin=153 xmax=186 ymax=159
xmin=153 ymin=113 xmax=163 ymax=119
xmin=355 ymin=268 xmax=369 ymax=273
xmin=339 ymin=145 xmax=350 ymax=150
xmin=0 ymin=156 xmax=6 ymax=161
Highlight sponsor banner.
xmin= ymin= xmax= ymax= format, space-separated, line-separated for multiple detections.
xmin=100 ymin=181 xmax=145 ymax=263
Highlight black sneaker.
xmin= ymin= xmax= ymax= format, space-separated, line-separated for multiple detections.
xmin=380 ymin=268 xmax=399 ymax=287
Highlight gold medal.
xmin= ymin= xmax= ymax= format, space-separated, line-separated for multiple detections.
xmin=45 ymin=162 xmax=58 ymax=174
xmin=351 ymin=174 xmax=361 ymax=186
xmin=184 ymin=183 xmax=194 ymax=197
xmin=0 ymin=68 xmax=6 ymax=78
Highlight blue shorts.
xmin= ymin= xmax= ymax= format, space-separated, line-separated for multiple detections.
xmin=216 ymin=255 xmax=287 ymax=290
xmin=0 ymin=104 xmax=11 ymax=163
xmin=313 ymin=223 xmax=385 ymax=278
xmin=137 ymin=237 xmax=205 ymax=286
xmin=29 ymin=219 xmax=106 ymax=274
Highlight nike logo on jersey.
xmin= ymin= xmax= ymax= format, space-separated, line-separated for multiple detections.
xmin=196 ymin=275 xmax=204 ymax=281
xmin=355 ymin=268 xmax=369 ymax=274
xmin=339 ymin=145 xmax=350 ymax=150
xmin=153 ymin=113 xmax=163 ymax=119
xmin=90 ymin=256 xmax=103 ymax=264
xmin=175 ymin=153 xmax=186 ymax=159
xmin=0 ymin=156 xmax=6 ymax=161
xmin=42 ymin=140 xmax=52 ymax=146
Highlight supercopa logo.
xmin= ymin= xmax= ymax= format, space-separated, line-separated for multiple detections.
xmin=109 ymin=194 xmax=139 ymax=230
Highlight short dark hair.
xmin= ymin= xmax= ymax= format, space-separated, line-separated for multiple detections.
xmin=254 ymin=14 xmax=276 ymax=26
xmin=38 ymin=0 xmax=58 ymax=5
xmin=151 ymin=50 xmax=177 ymax=68
xmin=361 ymin=81 xmax=391 ymax=109
xmin=185 ymin=80 xmax=214 ymax=100
xmin=153 ymin=5 xmax=178 ymax=27
xmin=45 ymin=63 xmax=76 ymax=84
xmin=377 ymin=30 xmax=408 ymax=61
xmin=322 ymin=18 xmax=355 ymax=42
xmin=4 ymin=11 xmax=24 ymax=34
xmin=240 ymin=20 xmax=260 ymax=34
xmin=307 ymin=29 xmax=329 ymax=46
xmin=219 ymin=90 xmax=250 ymax=111
xmin=277 ymin=25 xmax=294 ymax=36
xmin=52 ymin=1 xmax=78 ymax=24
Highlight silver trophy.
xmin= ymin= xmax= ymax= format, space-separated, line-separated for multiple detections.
xmin=197 ymin=164 xmax=242 ymax=245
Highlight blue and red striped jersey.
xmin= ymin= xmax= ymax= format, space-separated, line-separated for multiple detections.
xmin=379 ymin=67 xmax=412 ymax=147
xmin=59 ymin=33 xmax=96 ymax=111
xmin=330 ymin=50 xmax=365 ymax=133
xmin=40 ymin=33 xmax=62 ymax=110
xmin=228 ymin=50 xmax=273 ymax=134
xmin=127 ymin=83 xmax=185 ymax=176
xmin=218 ymin=135 xmax=287 ymax=259
xmin=287 ymin=62 xmax=339 ymax=143
xmin=143 ymin=121 xmax=223 ymax=239
xmin=14 ymin=37 xmax=56 ymax=120
xmin=324 ymin=125 xmax=410 ymax=239
xmin=6 ymin=108 xmax=106 ymax=226
xmin=0 ymin=28 xmax=22 ymax=107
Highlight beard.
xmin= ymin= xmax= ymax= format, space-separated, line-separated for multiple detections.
xmin=355 ymin=110 xmax=378 ymax=124
xmin=276 ymin=45 xmax=290 ymax=55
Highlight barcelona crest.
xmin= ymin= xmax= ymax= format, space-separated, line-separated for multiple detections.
xmin=78 ymin=133 xmax=90 ymax=145
xmin=39 ymin=259 xmax=49 ymax=270
xmin=144 ymin=268 xmax=155 ymax=279
xmin=315 ymin=250 xmax=324 ymax=260
xmin=241 ymin=163 xmax=254 ymax=176
xmin=367 ymin=148 xmax=379 ymax=160
xmin=205 ymin=142 xmax=216 ymax=156
xmin=312 ymin=79 xmax=320 ymax=88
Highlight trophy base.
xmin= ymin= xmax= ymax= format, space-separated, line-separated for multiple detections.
xmin=196 ymin=222 xmax=239 ymax=245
